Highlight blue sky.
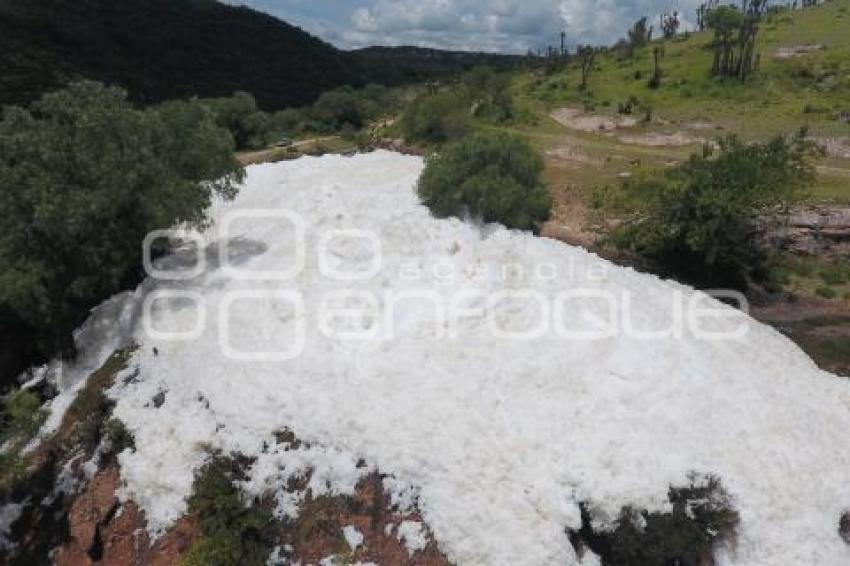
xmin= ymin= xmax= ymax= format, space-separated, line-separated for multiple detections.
xmin=225 ymin=0 xmax=702 ymax=53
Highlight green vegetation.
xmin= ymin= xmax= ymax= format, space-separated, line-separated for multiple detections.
xmin=63 ymin=348 xmax=135 ymax=452
xmin=401 ymin=92 xmax=472 ymax=145
xmin=521 ymin=0 xmax=850 ymax=138
xmin=418 ymin=131 xmax=551 ymax=232
xmin=0 ymin=387 xmax=47 ymax=491
xmin=399 ymin=66 xmax=523 ymax=145
xmin=816 ymin=285 xmax=839 ymax=299
xmin=570 ymin=476 xmax=739 ymax=566
xmin=774 ymin=255 xmax=850 ymax=298
xmin=1 ymin=389 xmax=47 ymax=441
xmin=611 ymin=131 xmax=818 ymax=290
xmin=0 ymin=82 xmax=242 ymax=387
xmin=201 ymin=86 xmax=402 ymax=151
xmin=293 ymin=84 xmax=401 ymax=135
xmin=819 ymin=261 xmax=850 ymax=286
xmin=203 ymin=92 xmax=275 ymax=151
xmin=463 ymin=67 xmax=516 ymax=123
xmin=627 ymin=16 xmax=654 ymax=49
xmin=182 ymin=455 xmax=273 ymax=566
xmin=105 ymin=418 xmax=135 ymax=455
xmin=0 ymin=0 xmax=521 ymax=110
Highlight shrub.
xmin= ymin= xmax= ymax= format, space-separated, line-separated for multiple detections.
xmin=618 ymin=95 xmax=641 ymax=115
xmin=105 ymin=418 xmax=135 ymax=455
xmin=0 ymin=388 xmax=47 ymax=491
xmin=1 ymin=388 xmax=47 ymax=441
xmin=183 ymin=455 xmax=273 ymax=566
xmin=203 ymin=91 xmax=272 ymax=150
xmin=356 ymin=83 xmax=399 ymax=119
xmin=400 ymin=92 xmax=471 ymax=145
xmin=311 ymin=88 xmax=364 ymax=132
xmin=271 ymin=107 xmax=306 ymax=136
xmin=0 ymin=82 xmax=243 ymax=386
xmin=569 ymin=476 xmax=739 ymax=566
xmin=816 ymin=286 xmax=838 ymax=299
xmin=463 ymin=67 xmax=514 ymax=123
xmin=611 ymin=131 xmax=818 ymax=290
xmin=819 ymin=262 xmax=850 ymax=286
xmin=417 ymin=132 xmax=551 ymax=232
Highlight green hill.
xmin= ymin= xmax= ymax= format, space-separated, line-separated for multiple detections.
xmin=0 ymin=0 xmax=521 ymax=110
xmin=524 ymin=0 xmax=850 ymax=138
xmin=511 ymin=0 xmax=850 ymax=204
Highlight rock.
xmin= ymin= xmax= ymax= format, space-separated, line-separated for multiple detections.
xmin=54 ymin=467 xmax=198 ymax=566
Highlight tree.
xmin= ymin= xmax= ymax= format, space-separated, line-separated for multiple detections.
xmin=463 ymin=67 xmax=514 ymax=123
xmin=697 ymin=1 xmax=720 ymax=31
xmin=706 ymin=2 xmax=765 ymax=81
xmin=203 ymin=92 xmax=272 ymax=150
xmin=400 ymin=92 xmax=471 ymax=144
xmin=310 ymin=88 xmax=365 ymax=132
xmin=0 ymin=82 xmax=243 ymax=385
xmin=649 ymin=45 xmax=666 ymax=89
xmin=578 ymin=46 xmax=598 ymax=91
xmin=707 ymin=6 xmax=745 ymax=77
xmin=628 ymin=17 xmax=654 ymax=49
xmin=271 ymin=107 xmax=306 ymax=136
xmin=611 ymin=131 xmax=819 ymax=291
xmin=417 ymin=132 xmax=551 ymax=232
xmin=734 ymin=0 xmax=769 ymax=81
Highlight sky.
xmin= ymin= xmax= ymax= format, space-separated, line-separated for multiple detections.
xmin=224 ymin=0 xmax=703 ymax=54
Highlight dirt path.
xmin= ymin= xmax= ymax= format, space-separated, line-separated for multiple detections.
xmin=752 ymin=298 xmax=850 ymax=377
xmin=550 ymin=107 xmax=706 ymax=148
xmin=237 ymin=136 xmax=341 ymax=165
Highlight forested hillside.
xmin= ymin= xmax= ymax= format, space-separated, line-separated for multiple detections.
xmin=0 ymin=0 xmax=521 ymax=110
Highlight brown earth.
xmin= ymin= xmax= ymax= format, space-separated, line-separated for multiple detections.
xmin=54 ymin=467 xmax=197 ymax=566
xmin=283 ymin=473 xmax=449 ymax=565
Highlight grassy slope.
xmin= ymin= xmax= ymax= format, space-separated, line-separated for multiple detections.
xmin=513 ymin=0 xmax=850 ymax=203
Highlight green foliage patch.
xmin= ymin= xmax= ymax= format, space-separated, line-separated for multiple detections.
xmin=570 ymin=476 xmax=739 ymax=566
xmin=611 ymin=130 xmax=819 ymax=290
xmin=182 ymin=455 xmax=274 ymax=566
xmin=417 ymin=131 xmax=551 ymax=232
xmin=401 ymin=91 xmax=472 ymax=145
xmin=0 ymin=82 xmax=243 ymax=387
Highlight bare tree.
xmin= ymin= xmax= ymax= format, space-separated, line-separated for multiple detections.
xmin=696 ymin=0 xmax=720 ymax=31
xmin=649 ymin=44 xmax=666 ymax=88
xmin=628 ymin=17 xmax=654 ymax=48
xmin=578 ymin=45 xmax=597 ymax=91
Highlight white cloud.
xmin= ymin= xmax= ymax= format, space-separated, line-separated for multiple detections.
xmin=341 ymin=0 xmax=703 ymax=52
xmin=229 ymin=0 xmax=705 ymax=53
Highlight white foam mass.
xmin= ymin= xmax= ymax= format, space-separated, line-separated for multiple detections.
xmin=47 ymin=151 xmax=850 ymax=565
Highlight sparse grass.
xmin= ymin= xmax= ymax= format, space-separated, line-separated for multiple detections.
xmin=779 ymin=256 xmax=850 ymax=300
